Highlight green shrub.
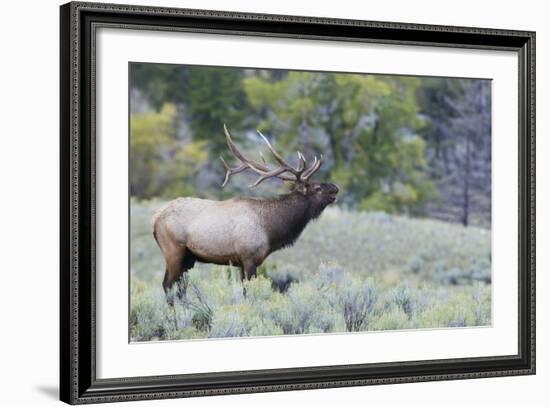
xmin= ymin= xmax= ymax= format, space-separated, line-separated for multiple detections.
xmin=271 ymin=283 xmax=338 ymax=334
xmin=472 ymin=284 xmax=492 ymax=326
xmin=130 ymin=284 xmax=183 ymax=341
xmin=181 ymin=282 xmax=214 ymax=332
xmin=417 ymin=298 xmax=477 ymax=328
xmin=318 ymin=262 xmax=345 ymax=288
xmin=185 ymin=268 xmax=244 ymax=310
xmin=435 ymin=267 xmax=469 ymax=285
xmin=371 ymin=308 xmax=410 ymax=331
xmin=470 ymin=258 xmax=491 ymax=284
xmin=391 ymin=284 xmax=417 ymax=318
xmin=209 ymin=304 xmax=283 ymax=338
xmin=408 ymin=255 xmax=423 ymax=274
xmin=130 ymin=202 xmax=493 ymax=340
xmin=243 ymin=276 xmax=275 ymax=304
xmin=267 ymin=264 xmax=302 ymax=293
xmin=339 ymin=277 xmax=377 ymax=332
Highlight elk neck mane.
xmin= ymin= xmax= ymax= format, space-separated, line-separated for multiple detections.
xmin=239 ymin=191 xmax=322 ymax=252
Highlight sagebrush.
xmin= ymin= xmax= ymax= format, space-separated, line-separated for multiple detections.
xmin=130 ymin=200 xmax=491 ymax=341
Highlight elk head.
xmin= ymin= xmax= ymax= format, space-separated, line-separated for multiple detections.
xmin=220 ymin=125 xmax=339 ymax=211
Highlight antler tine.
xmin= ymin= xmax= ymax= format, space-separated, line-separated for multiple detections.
xmin=302 ymin=154 xmax=324 ymax=182
xmin=259 ymin=151 xmax=267 ymax=165
xmin=301 ymin=156 xmax=317 ymax=179
xmin=219 ymin=156 xmax=248 ymax=187
xmin=249 ymin=167 xmax=293 ymax=188
xmin=222 ymin=125 xmax=324 ymax=187
xmin=256 ymin=129 xmax=310 ymax=181
xmin=296 ymin=151 xmax=306 ymax=172
xmin=256 ymin=130 xmax=301 ymax=172
xmin=221 ymin=125 xmax=296 ymax=187
xmin=224 ymin=125 xmax=269 ymax=172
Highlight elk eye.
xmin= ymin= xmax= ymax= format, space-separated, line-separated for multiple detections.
xmin=314 ymin=186 xmax=322 ymax=192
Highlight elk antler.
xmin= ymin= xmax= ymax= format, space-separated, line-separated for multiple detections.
xmin=220 ymin=125 xmax=323 ymax=188
xmin=302 ymin=154 xmax=324 ymax=183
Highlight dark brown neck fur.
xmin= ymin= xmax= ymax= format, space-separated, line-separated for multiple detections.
xmin=242 ymin=192 xmax=322 ymax=253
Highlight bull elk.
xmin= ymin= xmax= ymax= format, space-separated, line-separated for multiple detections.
xmin=152 ymin=125 xmax=339 ymax=303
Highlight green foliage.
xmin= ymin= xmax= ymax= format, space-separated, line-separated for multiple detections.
xmin=130 ymin=63 xmax=192 ymax=110
xmin=130 ymin=103 xmax=176 ymax=197
xmin=408 ymin=255 xmax=424 ymax=274
xmin=243 ymin=71 xmax=435 ymax=214
xmin=130 ymin=279 xmax=194 ymax=341
xmin=417 ymin=298 xmax=477 ymax=328
xmin=130 ymin=103 xmax=207 ymax=198
xmin=273 ymin=283 xmax=340 ymax=334
xmin=243 ymin=276 xmax=275 ymax=304
xmin=266 ymin=264 xmax=302 ymax=293
xmin=209 ymin=303 xmax=283 ymax=338
xmin=391 ymin=284 xmax=417 ymax=318
xmin=186 ymin=67 xmax=248 ymax=154
xmin=371 ymin=308 xmax=410 ymax=331
xmin=317 ymin=262 xmax=345 ymax=288
xmin=131 ymin=64 xmax=248 ymax=155
xmin=339 ymin=277 xmax=377 ymax=331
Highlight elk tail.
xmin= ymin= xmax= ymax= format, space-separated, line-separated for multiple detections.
xmin=150 ymin=200 xmax=173 ymax=234
xmin=150 ymin=205 xmax=167 ymax=243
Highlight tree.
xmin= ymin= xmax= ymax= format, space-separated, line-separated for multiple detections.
xmin=130 ymin=63 xmax=191 ymax=110
xmin=243 ymin=71 xmax=435 ymax=214
xmin=130 ymin=103 xmax=207 ymax=199
xmin=186 ymin=67 xmax=248 ymax=155
xmin=418 ymin=79 xmax=491 ymax=226
xmin=130 ymin=63 xmax=249 ymax=156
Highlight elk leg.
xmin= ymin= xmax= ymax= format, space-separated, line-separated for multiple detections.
xmin=175 ymin=272 xmax=189 ymax=300
xmin=240 ymin=261 xmax=257 ymax=297
xmin=176 ymin=252 xmax=197 ymax=300
xmin=162 ymin=270 xmax=175 ymax=307
xmin=245 ymin=264 xmax=257 ymax=280
xmin=240 ymin=260 xmax=257 ymax=281
xmin=162 ymin=248 xmax=186 ymax=305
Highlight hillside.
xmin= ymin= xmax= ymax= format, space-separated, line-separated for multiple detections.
xmin=130 ymin=200 xmax=491 ymax=341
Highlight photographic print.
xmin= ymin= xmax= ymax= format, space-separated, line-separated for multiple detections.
xmin=129 ymin=63 xmax=492 ymax=342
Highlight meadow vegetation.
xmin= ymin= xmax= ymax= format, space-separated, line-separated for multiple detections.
xmin=130 ymin=200 xmax=491 ymax=341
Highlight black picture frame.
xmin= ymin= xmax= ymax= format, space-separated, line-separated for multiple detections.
xmin=60 ymin=1 xmax=536 ymax=404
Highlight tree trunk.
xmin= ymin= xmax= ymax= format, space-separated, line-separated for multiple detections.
xmin=461 ymin=132 xmax=472 ymax=227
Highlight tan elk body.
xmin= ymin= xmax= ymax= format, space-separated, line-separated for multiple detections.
xmin=152 ymin=126 xmax=339 ymax=302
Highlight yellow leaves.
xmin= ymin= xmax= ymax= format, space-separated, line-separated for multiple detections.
xmin=130 ymin=102 xmax=177 ymax=152
xmin=160 ymin=102 xmax=177 ymax=117
xmin=175 ymin=140 xmax=208 ymax=164
xmin=396 ymin=136 xmax=427 ymax=169
xmin=359 ymin=183 xmax=419 ymax=213
xmin=393 ymin=183 xmax=419 ymax=205
xmin=130 ymin=102 xmax=208 ymax=198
